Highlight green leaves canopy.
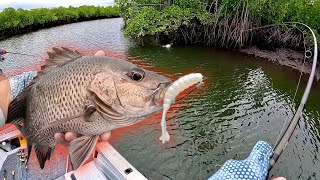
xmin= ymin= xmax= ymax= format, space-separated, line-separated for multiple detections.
xmin=118 ymin=0 xmax=320 ymax=39
xmin=0 ymin=6 xmax=120 ymax=32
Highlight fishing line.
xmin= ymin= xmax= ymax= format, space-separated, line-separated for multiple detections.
xmin=273 ymin=26 xmax=308 ymax=148
xmin=292 ymin=31 xmax=308 ymax=105
xmin=247 ymin=21 xmax=318 ymax=170
xmin=6 ymin=51 xmax=40 ymax=58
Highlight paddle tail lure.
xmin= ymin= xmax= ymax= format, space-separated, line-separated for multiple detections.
xmin=160 ymin=73 xmax=204 ymax=143
xmin=269 ymin=22 xmax=318 ymax=169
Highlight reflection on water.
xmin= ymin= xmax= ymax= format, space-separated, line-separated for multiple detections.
xmin=1 ymin=18 xmax=320 ymax=179
xmin=0 ymin=18 xmax=130 ymax=77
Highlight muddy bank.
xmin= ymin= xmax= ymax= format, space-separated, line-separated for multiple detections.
xmin=240 ymin=46 xmax=320 ymax=80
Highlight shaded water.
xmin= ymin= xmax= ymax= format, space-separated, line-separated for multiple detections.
xmin=1 ymin=18 xmax=320 ymax=179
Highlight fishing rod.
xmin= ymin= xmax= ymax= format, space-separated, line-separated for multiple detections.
xmin=269 ymin=22 xmax=318 ymax=170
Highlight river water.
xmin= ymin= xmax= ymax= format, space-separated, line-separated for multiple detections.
xmin=1 ymin=18 xmax=320 ymax=180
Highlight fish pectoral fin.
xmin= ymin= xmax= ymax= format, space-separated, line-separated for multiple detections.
xmin=93 ymin=96 xmax=138 ymax=126
xmin=37 ymin=106 xmax=96 ymax=134
xmin=69 ymin=135 xmax=99 ymax=170
xmin=34 ymin=145 xmax=53 ymax=169
xmin=83 ymin=105 xmax=96 ymax=122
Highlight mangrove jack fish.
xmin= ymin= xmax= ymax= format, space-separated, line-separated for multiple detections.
xmin=7 ymin=47 xmax=171 ymax=170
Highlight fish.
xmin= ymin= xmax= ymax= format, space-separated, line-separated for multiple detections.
xmin=6 ymin=47 xmax=171 ymax=170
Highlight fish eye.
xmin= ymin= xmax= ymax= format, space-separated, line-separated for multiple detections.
xmin=130 ymin=69 xmax=145 ymax=81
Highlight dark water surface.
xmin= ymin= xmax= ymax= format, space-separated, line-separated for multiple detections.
xmin=1 ymin=18 xmax=320 ymax=180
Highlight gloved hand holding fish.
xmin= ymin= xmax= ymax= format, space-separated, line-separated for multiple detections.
xmin=5 ymin=47 xmax=204 ymax=170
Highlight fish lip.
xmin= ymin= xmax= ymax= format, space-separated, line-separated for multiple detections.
xmin=153 ymin=82 xmax=171 ymax=107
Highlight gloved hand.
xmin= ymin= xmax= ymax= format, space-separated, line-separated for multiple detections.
xmin=0 ymin=71 xmax=37 ymax=127
xmin=208 ymin=141 xmax=285 ymax=180
xmin=9 ymin=71 xmax=38 ymax=99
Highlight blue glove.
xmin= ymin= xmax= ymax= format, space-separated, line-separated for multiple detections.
xmin=9 ymin=71 xmax=37 ymax=99
xmin=0 ymin=71 xmax=37 ymax=127
xmin=209 ymin=141 xmax=273 ymax=180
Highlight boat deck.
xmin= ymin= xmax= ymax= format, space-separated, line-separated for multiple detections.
xmin=0 ymin=125 xmax=147 ymax=180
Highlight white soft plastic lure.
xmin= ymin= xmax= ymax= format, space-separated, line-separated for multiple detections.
xmin=159 ymin=73 xmax=204 ymax=143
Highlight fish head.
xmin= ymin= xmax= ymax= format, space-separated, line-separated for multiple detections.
xmin=113 ymin=67 xmax=171 ymax=115
xmin=88 ymin=58 xmax=171 ymax=123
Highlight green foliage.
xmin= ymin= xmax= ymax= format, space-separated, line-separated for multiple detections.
xmin=124 ymin=6 xmax=161 ymax=37
xmin=122 ymin=0 xmax=212 ymax=38
xmin=160 ymin=5 xmax=188 ymax=32
xmin=248 ymin=0 xmax=320 ymax=42
xmin=118 ymin=0 xmax=320 ymax=42
xmin=287 ymin=0 xmax=320 ymax=31
xmin=0 ymin=6 xmax=120 ymax=32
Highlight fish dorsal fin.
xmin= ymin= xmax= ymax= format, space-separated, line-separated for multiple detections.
xmin=69 ymin=135 xmax=99 ymax=170
xmin=25 ymin=47 xmax=82 ymax=87
xmin=39 ymin=47 xmax=82 ymax=76
xmin=34 ymin=145 xmax=53 ymax=169
xmin=7 ymin=47 xmax=82 ymax=124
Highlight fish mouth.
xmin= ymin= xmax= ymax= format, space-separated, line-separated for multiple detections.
xmin=152 ymin=81 xmax=171 ymax=107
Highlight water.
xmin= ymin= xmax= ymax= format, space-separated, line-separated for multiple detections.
xmin=1 ymin=18 xmax=320 ymax=179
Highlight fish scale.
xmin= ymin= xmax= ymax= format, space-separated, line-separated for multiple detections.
xmin=25 ymin=59 xmax=106 ymax=140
